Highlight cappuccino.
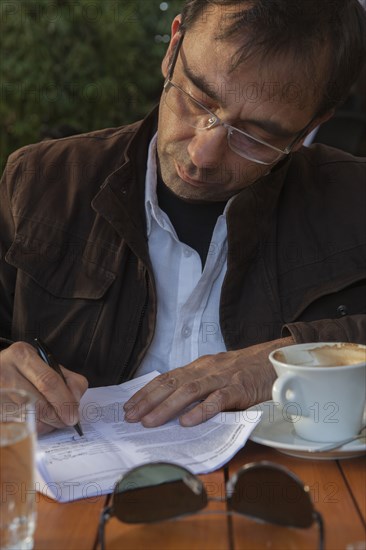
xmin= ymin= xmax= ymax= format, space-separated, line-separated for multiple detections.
xmin=273 ymin=342 xmax=366 ymax=368
xmin=270 ymin=342 xmax=366 ymax=442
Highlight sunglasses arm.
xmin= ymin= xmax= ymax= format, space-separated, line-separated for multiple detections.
xmin=98 ymin=506 xmax=112 ymax=550
xmin=313 ymin=510 xmax=325 ymax=550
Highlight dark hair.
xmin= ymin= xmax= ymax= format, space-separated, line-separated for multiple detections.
xmin=180 ymin=0 xmax=366 ymax=116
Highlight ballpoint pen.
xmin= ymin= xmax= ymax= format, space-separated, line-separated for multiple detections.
xmin=33 ymin=337 xmax=84 ymax=437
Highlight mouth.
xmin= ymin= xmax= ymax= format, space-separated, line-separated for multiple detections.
xmin=175 ymin=161 xmax=215 ymax=187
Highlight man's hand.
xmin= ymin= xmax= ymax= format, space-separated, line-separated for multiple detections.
xmin=124 ymin=336 xmax=294 ymax=427
xmin=0 ymin=341 xmax=88 ymax=434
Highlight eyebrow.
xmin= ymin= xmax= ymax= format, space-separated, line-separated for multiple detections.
xmin=182 ymin=64 xmax=224 ymax=105
xmin=181 ymin=63 xmax=306 ymax=140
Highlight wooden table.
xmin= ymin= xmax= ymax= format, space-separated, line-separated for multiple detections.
xmin=34 ymin=441 xmax=365 ymax=550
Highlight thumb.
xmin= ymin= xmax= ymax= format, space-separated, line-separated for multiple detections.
xmin=61 ymin=366 xmax=89 ymax=402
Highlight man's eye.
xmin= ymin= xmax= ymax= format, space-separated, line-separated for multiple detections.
xmin=239 ymin=124 xmax=288 ymax=147
xmin=195 ymin=94 xmax=212 ymax=106
xmin=187 ymin=88 xmax=215 ymax=110
xmin=236 ymin=125 xmax=266 ymax=142
xmin=231 ymin=131 xmax=262 ymax=150
xmin=186 ymin=95 xmax=206 ymax=113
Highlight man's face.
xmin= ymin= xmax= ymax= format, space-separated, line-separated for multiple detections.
xmin=157 ymin=10 xmax=321 ymax=202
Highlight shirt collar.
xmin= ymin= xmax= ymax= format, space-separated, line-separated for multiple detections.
xmin=145 ymin=132 xmax=160 ymax=236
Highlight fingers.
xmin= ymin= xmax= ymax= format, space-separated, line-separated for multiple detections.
xmin=36 ymin=399 xmax=73 ymax=431
xmin=124 ymin=370 xmax=180 ymax=414
xmin=0 ymin=341 xmax=88 ymax=433
xmin=133 ymin=379 xmax=204 ymax=427
xmin=124 ymin=363 xmax=212 ymax=426
xmin=124 ymin=369 xmax=192 ymax=425
xmin=61 ymin=366 xmax=89 ymax=402
xmin=124 ymin=345 xmax=280 ymax=428
xmin=124 ymin=355 xmax=234 ymax=427
xmin=179 ymin=385 xmax=244 ymax=426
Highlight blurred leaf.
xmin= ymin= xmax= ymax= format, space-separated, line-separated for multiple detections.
xmin=0 ymin=0 xmax=183 ymax=169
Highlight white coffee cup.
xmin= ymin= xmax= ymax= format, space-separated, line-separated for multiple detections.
xmin=270 ymin=342 xmax=366 ymax=443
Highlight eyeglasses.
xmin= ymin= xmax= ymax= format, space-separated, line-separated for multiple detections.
xmin=163 ymin=33 xmax=312 ymax=165
xmin=98 ymin=461 xmax=324 ymax=550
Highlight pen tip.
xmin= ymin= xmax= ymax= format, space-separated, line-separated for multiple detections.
xmin=74 ymin=423 xmax=84 ymax=437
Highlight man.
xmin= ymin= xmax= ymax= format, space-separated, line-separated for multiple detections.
xmin=1 ymin=0 xmax=365 ymax=434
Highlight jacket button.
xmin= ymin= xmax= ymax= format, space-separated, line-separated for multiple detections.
xmin=336 ymin=305 xmax=348 ymax=317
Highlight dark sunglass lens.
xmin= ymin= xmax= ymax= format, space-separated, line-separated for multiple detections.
xmin=113 ymin=463 xmax=207 ymax=523
xmin=229 ymin=464 xmax=314 ymax=528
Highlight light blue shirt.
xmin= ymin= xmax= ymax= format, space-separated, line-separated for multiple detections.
xmin=136 ymin=134 xmax=231 ymax=376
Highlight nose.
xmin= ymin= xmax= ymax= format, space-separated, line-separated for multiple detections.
xmin=187 ymin=125 xmax=227 ymax=169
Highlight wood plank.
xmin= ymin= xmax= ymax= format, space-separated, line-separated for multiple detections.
xmin=339 ymin=456 xmax=366 ymax=522
xmin=104 ymin=471 xmax=229 ymax=550
xmin=34 ymin=493 xmax=105 ymax=550
xmin=228 ymin=442 xmax=366 ymax=550
xmin=32 ymin=447 xmax=365 ymax=550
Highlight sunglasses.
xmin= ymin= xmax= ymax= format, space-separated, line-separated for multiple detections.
xmin=98 ymin=460 xmax=324 ymax=550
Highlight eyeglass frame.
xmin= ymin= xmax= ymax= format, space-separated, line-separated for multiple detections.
xmin=163 ymin=31 xmax=315 ymax=165
xmin=98 ymin=460 xmax=324 ymax=550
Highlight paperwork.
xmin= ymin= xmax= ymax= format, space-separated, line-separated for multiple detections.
xmin=36 ymin=372 xmax=262 ymax=502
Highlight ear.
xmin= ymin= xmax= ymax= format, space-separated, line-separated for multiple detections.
xmin=291 ymin=109 xmax=335 ymax=151
xmin=161 ymin=15 xmax=182 ymax=79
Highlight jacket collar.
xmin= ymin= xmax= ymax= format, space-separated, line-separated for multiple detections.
xmin=226 ymin=156 xmax=291 ymax=268
xmin=91 ymin=107 xmax=159 ymax=264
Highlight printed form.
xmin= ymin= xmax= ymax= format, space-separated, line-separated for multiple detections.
xmin=36 ymin=372 xmax=262 ymax=502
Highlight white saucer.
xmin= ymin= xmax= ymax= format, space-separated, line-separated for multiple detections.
xmin=247 ymin=401 xmax=366 ymax=460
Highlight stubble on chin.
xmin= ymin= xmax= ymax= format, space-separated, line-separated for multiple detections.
xmin=157 ymin=141 xmax=270 ymax=202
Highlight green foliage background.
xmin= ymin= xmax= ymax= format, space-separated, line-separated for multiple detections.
xmin=0 ymin=0 xmax=183 ymax=170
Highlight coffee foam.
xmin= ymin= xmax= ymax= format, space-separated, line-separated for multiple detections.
xmin=274 ymin=343 xmax=366 ymax=367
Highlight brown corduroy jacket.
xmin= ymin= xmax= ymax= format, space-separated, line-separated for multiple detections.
xmin=0 ymin=108 xmax=365 ymax=387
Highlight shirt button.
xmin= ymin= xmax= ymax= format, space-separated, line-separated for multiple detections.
xmin=182 ymin=326 xmax=192 ymax=338
xmin=336 ymin=305 xmax=348 ymax=317
xmin=183 ymin=248 xmax=192 ymax=257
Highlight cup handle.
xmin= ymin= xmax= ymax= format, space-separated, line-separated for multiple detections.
xmin=272 ymin=373 xmax=309 ymax=417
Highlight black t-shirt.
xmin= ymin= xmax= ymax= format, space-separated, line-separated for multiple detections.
xmin=157 ymin=176 xmax=227 ymax=268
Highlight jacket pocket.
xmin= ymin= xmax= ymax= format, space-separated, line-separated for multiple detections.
xmin=282 ymin=276 xmax=366 ymax=322
xmin=6 ymin=234 xmax=116 ymax=299
xmin=5 ymin=235 xmax=117 ymax=376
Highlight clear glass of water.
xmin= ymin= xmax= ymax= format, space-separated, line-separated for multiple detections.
xmin=0 ymin=389 xmax=37 ymax=550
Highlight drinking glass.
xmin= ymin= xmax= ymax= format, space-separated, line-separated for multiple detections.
xmin=0 ymin=389 xmax=37 ymax=550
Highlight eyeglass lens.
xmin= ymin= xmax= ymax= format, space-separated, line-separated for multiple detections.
xmin=164 ymin=82 xmax=284 ymax=164
xmin=112 ymin=462 xmax=315 ymax=529
xmin=228 ymin=464 xmax=314 ymax=528
xmin=165 ymin=82 xmax=214 ymax=130
xmin=113 ymin=463 xmax=207 ymax=523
